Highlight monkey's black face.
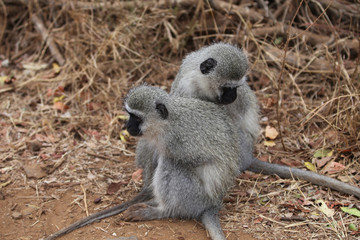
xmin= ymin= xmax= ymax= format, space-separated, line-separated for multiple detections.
xmin=219 ymin=87 xmax=237 ymax=104
xmin=200 ymin=58 xmax=217 ymax=74
xmin=126 ymin=113 xmax=143 ymax=136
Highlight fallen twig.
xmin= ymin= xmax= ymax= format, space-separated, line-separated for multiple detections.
xmin=209 ymin=0 xmax=263 ymax=22
xmin=31 ymin=14 xmax=65 ymax=66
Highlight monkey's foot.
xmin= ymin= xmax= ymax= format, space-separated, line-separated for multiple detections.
xmin=122 ymin=203 xmax=149 ymax=221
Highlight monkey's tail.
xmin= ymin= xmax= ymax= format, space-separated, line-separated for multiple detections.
xmin=44 ymin=187 xmax=153 ymax=240
xmin=248 ymin=158 xmax=360 ymax=199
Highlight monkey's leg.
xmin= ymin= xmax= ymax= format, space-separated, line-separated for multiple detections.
xmin=44 ymin=187 xmax=153 ymax=240
xmin=201 ymin=208 xmax=226 ymax=240
xmin=249 ymin=157 xmax=360 ymax=198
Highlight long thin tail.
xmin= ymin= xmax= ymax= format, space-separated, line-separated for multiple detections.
xmin=248 ymin=158 xmax=360 ymax=198
xmin=44 ymin=187 xmax=153 ymax=240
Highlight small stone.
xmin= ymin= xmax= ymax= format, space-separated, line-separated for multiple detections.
xmin=12 ymin=211 xmax=22 ymax=220
xmin=23 ymin=164 xmax=47 ymax=179
xmin=93 ymin=197 xmax=102 ymax=204
xmin=27 ymin=141 xmax=42 ymax=152
xmin=0 ymin=191 xmax=5 ymax=200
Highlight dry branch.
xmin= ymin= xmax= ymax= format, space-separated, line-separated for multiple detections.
xmin=251 ymin=23 xmax=359 ymax=52
xmin=31 ymin=14 xmax=65 ymax=66
xmin=264 ymin=45 xmax=332 ymax=72
xmin=315 ymin=0 xmax=360 ymax=17
xmin=209 ymin=0 xmax=263 ymax=22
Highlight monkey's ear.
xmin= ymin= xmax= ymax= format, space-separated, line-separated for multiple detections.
xmin=200 ymin=58 xmax=217 ymax=74
xmin=156 ymin=102 xmax=168 ymax=119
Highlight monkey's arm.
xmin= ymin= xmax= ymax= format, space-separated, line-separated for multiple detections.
xmin=248 ymin=157 xmax=360 ymax=198
xmin=44 ymin=187 xmax=153 ymax=240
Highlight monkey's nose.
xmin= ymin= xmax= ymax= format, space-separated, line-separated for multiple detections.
xmin=219 ymin=87 xmax=237 ymax=104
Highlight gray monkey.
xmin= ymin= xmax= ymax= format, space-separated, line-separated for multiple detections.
xmin=133 ymin=43 xmax=258 ymax=203
xmin=122 ymin=85 xmax=246 ymax=240
xmin=169 ymin=42 xmax=360 ymax=198
xmin=171 ymin=42 xmax=260 ymax=143
xmin=44 ymin=43 xmax=360 ymax=240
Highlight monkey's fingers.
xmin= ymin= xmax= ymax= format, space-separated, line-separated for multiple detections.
xmin=131 ymin=168 xmax=143 ymax=183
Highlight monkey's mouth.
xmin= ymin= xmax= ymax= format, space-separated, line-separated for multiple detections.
xmin=218 ymin=87 xmax=237 ymax=104
xmin=127 ymin=127 xmax=142 ymax=136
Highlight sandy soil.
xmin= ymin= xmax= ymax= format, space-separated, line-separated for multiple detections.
xmin=0 ymin=156 xmax=255 ymax=240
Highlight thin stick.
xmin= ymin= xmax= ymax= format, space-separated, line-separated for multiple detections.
xmin=80 ymin=184 xmax=89 ymax=217
xmin=31 ymin=14 xmax=65 ymax=65
xmin=275 ymin=0 xmax=305 ymax=151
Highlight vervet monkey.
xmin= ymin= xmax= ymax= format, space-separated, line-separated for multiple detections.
xmin=134 ymin=43 xmax=257 ymax=198
xmin=171 ymin=42 xmax=260 ymax=143
xmin=169 ymin=42 xmax=360 ymax=197
xmin=123 ymin=85 xmax=245 ymax=240
xmin=44 ymin=44 xmax=360 ymax=240
xmin=44 ymin=85 xmax=248 ymax=240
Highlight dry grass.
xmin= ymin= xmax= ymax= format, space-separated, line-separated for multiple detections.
xmin=0 ymin=0 xmax=359 ymax=239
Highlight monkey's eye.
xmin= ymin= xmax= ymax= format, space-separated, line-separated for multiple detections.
xmin=219 ymin=87 xmax=237 ymax=104
xmin=156 ymin=103 xmax=168 ymax=119
xmin=200 ymin=58 xmax=217 ymax=74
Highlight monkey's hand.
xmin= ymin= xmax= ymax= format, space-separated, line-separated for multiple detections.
xmin=131 ymin=168 xmax=143 ymax=183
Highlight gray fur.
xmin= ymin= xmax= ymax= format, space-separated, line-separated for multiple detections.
xmin=44 ymin=43 xmax=360 ymax=240
xmin=171 ymin=42 xmax=260 ymax=143
xmin=169 ymin=42 xmax=360 ymax=198
xmin=122 ymin=85 xmax=245 ymax=240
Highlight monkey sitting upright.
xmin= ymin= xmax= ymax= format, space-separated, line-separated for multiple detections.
xmin=169 ymin=42 xmax=359 ymax=197
xmin=44 ymin=43 xmax=360 ymax=240
xmin=122 ymin=85 xmax=248 ymax=240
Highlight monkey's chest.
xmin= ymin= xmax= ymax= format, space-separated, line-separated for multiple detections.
xmin=152 ymin=157 xmax=211 ymax=218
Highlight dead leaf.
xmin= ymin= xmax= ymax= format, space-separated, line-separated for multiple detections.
xmin=304 ymin=162 xmax=316 ymax=172
xmin=262 ymin=97 xmax=277 ymax=108
xmin=23 ymin=164 xmax=47 ymax=179
xmin=11 ymin=211 xmax=22 ymax=220
xmin=118 ymin=114 xmax=129 ymax=121
xmin=325 ymin=130 xmax=339 ymax=145
xmin=52 ymin=63 xmax=61 ymax=74
xmin=53 ymin=101 xmax=69 ymax=112
xmin=253 ymin=216 xmax=264 ymax=224
xmin=315 ymin=156 xmax=333 ymax=168
xmin=313 ymin=149 xmax=333 ymax=158
xmin=86 ymin=102 xmax=101 ymax=111
xmin=258 ymin=75 xmax=270 ymax=88
xmin=53 ymin=95 xmax=65 ymax=103
xmin=265 ymin=126 xmax=278 ymax=140
xmin=132 ymin=168 xmax=143 ymax=183
xmin=0 ymin=75 xmax=16 ymax=86
xmin=315 ymin=200 xmax=334 ymax=217
xmin=22 ymin=62 xmax=48 ymax=70
xmin=322 ymin=162 xmax=345 ymax=175
xmin=106 ymin=182 xmax=126 ymax=195
xmin=337 ymin=175 xmax=351 ymax=183
xmin=26 ymin=141 xmax=42 ymax=152
xmin=280 ymin=158 xmax=302 ymax=167
xmin=264 ymin=140 xmax=276 ymax=147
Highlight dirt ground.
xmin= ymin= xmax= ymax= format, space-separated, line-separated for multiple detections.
xmin=0 ymin=155 xmax=255 ymax=240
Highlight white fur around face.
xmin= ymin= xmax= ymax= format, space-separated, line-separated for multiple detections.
xmin=176 ymin=70 xmax=220 ymax=101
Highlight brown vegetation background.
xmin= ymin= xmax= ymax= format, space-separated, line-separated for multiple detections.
xmin=0 ymin=0 xmax=359 ymax=239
